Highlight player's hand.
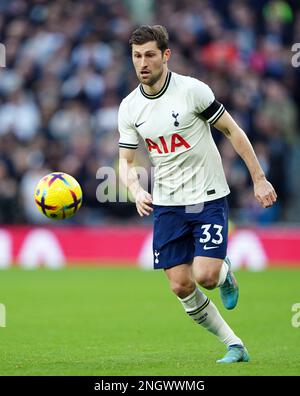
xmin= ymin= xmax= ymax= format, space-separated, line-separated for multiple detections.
xmin=135 ymin=187 xmax=153 ymax=217
xmin=254 ymin=178 xmax=277 ymax=208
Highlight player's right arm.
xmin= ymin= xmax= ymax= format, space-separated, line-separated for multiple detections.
xmin=118 ymin=99 xmax=152 ymax=217
xmin=119 ymin=148 xmax=153 ymax=217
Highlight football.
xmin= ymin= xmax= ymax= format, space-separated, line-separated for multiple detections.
xmin=34 ymin=172 xmax=82 ymax=220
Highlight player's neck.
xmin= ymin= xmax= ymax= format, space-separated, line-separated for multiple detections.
xmin=142 ymin=68 xmax=169 ymax=96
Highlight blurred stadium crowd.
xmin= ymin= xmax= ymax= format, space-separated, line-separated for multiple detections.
xmin=0 ymin=0 xmax=299 ymax=225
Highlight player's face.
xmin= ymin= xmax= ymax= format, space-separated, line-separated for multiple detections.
xmin=132 ymin=41 xmax=170 ymax=86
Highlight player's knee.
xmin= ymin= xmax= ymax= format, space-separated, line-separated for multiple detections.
xmin=195 ymin=274 xmax=218 ymax=290
xmin=170 ymin=281 xmax=194 ymax=299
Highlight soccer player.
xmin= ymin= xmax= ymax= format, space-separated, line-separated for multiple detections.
xmin=118 ymin=25 xmax=277 ymax=363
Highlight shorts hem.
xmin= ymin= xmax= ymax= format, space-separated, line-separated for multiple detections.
xmin=194 ymin=253 xmax=226 ymax=260
xmin=154 ymin=255 xmax=194 ymax=270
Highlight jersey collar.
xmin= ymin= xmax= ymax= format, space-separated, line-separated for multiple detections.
xmin=140 ymin=71 xmax=172 ymax=99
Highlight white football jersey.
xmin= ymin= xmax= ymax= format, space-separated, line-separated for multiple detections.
xmin=118 ymin=71 xmax=230 ymax=205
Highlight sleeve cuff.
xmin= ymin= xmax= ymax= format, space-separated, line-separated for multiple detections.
xmin=200 ymin=100 xmax=225 ymax=125
xmin=119 ymin=142 xmax=138 ymax=149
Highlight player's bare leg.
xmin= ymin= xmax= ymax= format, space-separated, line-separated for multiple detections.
xmin=192 ymin=256 xmax=239 ymax=310
xmin=165 ymin=261 xmax=249 ymax=363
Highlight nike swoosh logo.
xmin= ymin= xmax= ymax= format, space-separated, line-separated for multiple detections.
xmin=135 ymin=121 xmax=146 ymax=128
xmin=203 ymin=245 xmax=219 ymax=250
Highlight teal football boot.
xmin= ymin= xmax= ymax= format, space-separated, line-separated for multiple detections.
xmin=217 ymin=345 xmax=250 ymax=363
xmin=219 ymin=257 xmax=239 ymax=310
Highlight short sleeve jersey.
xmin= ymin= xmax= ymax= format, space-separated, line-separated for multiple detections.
xmin=118 ymin=71 xmax=230 ymax=205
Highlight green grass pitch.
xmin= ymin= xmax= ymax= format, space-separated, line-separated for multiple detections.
xmin=0 ymin=266 xmax=299 ymax=376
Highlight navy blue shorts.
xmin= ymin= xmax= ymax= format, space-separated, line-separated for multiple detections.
xmin=152 ymin=197 xmax=229 ymax=269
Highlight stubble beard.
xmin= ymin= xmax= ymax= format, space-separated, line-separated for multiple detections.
xmin=138 ymin=68 xmax=164 ymax=87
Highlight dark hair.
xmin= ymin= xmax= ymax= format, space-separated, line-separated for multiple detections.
xmin=129 ymin=25 xmax=169 ymax=53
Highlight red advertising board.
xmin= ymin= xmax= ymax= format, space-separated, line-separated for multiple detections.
xmin=0 ymin=226 xmax=299 ymax=269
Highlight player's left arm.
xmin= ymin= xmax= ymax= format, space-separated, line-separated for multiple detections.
xmin=213 ymin=110 xmax=277 ymax=208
